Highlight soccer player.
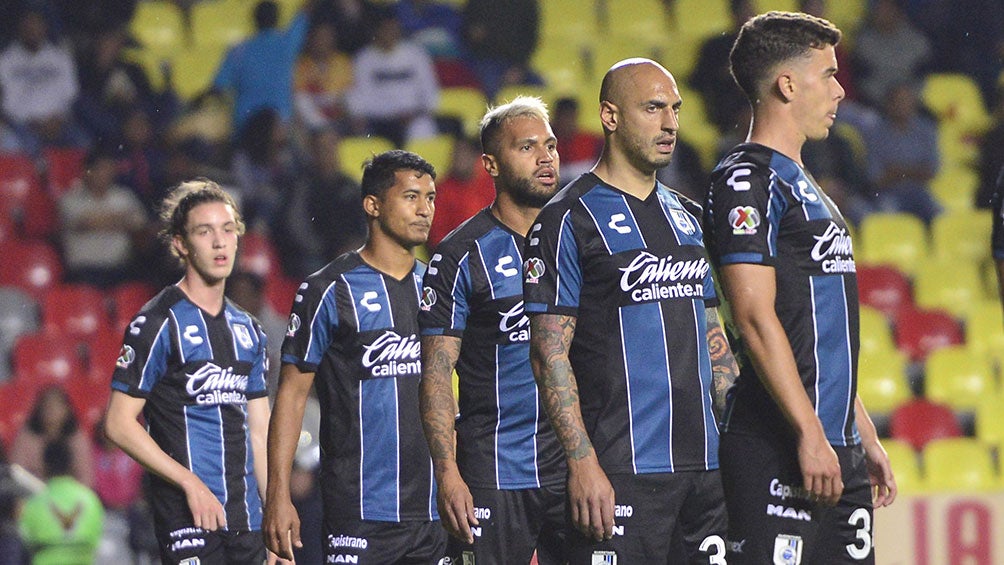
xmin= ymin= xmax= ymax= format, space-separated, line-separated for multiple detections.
xmin=703 ymin=12 xmax=897 ymax=564
xmin=419 ymin=96 xmax=567 ymax=564
xmin=523 ymin=58 xmax=736 ymax=564
xmin=105 ymin=179 xmax=278 ymax=564
xmin=264 ymin=150 xmax=446 ymax=564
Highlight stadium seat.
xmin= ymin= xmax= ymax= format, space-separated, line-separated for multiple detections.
xmin=929 ymin=165 xmax=980 ymax=212
xmin=129 ymin=0 xmax=186 ymax=53
xmin=170 ymin=46 xmax=228 ymax=102
xmin=540 ymin=0 xmax=599 ymax=41
xmin=338 ymin=136 xmax=396 ymax=182
xmin=190 ymin=0 xmax=254 ymax=49
xmin=0 ymin=287 xmax=40 ymax=381
xmin=67 ymin=370 xmax=111 ymax=432
xmin=975 ymin=391 xmax=1004 ymax=449
xmin=859 ymin=305 xmax=897 ymax=357
xmin=923 ymin=438 xmax=999 ymax=493
xmin=603 ymin=0 xmax=671 ymax=38
xmin=0 ymin=153 xmax=41 ymax=197
xmin=857 ymin=212 xmax=928 ymax=276
xmin=41 ymin=285 xmax=111 ymax=343
xmin=672 ymin=0 xmax=730 ymax=41
xmin=0 ymin=153 xmax=55 ymax=238
xmin=437 ymin=87 xmax=490 ymax=138
xmin=88 ymin=331 xmax=124 ymax=376
xmin=110 ymin=281 xmax=157 ymax=332
xmin=405 ymin=135 xmax=456 ymax=178
xmin=494 ymin=84 xmax=551 ymax=106
xmin=894 ymin=307 xmax=963 ymax=363
xmin=11 ymin=331 xmax=85 ymax=394
xmin=856 ymin=265 xmax=913 ymax=321
xmin=42 ymin=146 xmax=86 ymax=197
xmin=266 ymin=274 xmax=301 ymax=316
xmin=882 ymin=438 xmax=922 ymax=494
xmin=930 ymin=208 xmax=991 ymax=262
xmin=856 ymin=350 xmax=910 ymax=415
xmin=238 ymin=231 xmax=282 ymax=280
xmin=913 ymin=260 xmax=983 ymax=319
xmin=965 ymin=302 xmax=1004 ymax=356
xmin=0 ymin=240 xmax=63 ymax=298
xmin=825 ymin=0 xmax=867 ymax=37
xmin=922 ymin=73 xmax=991 ymax=137
xmin=530 ymin=41 xmax=589 ymax=100
xmin=890 ymin=397 xmax=962 ymax=452
xmin=924 ymin=345 xmax=995 ymax=412
xmin=0 ymin=384 xmax=31 ymax=448
xmin=675 ymin=85 xmax=720 ymax=170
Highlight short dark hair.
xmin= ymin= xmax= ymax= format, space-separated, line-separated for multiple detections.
xmin=729 ymin=11 xmax=842 ymax=102
xmin=360 ymin=150 xmax=436 ymax=199
xmin=42 ymin=440 xmax=72 ymax=478
xmin=254 ymin=1 xmax=279 ymax=30
xmin=159 ymin=178 xmax=246 ymax=257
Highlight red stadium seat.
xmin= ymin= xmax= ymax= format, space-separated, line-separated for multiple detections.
xmin=0 ymin=153 xmax=41 ymax=198
xmin=42 ymin=284 xmax=111 ymax=342
xmin=0 ymin=153 xmax=56 ymax=239
xmin=0 ymin=240 xmax=63 ymax=298
xmin=42 ymin=146 xmax=87 ymax=196
xmin=266 ymin=274 xmax=301 ymax=315
xmin=88 ymin=331 xmax=125 ymax=375
xmin=894 ymin=307 xmax=964 ymax=362
xmin=0 ymin=384 xmax=31 ymax=448
xmin=856 ymin=265 xmax=913 ymax=322
xmin=67 ymin=370 xmax=110 ymax=432
xmin=11 ymin=331 xmax=85 ymax=396
xmin=238 ymin=231 xmax=281 ymax=279
xmin=889 ymin=397 xmax=963 ymax=451
xmin=110 ymin=281 xmax=157 ymax=332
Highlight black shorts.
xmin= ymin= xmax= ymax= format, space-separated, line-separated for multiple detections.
xmin=566 ymin=471 xmax=728 ymax=565
xmin=156 ymin=526 xmax=264 ymax=565
xmin=324 ymin=517 xmax=447 ymax=564
xmin=720 ymin=432 xmax=875 ymax=564
xmin=446 ymin=483 xmax=568 ymax=565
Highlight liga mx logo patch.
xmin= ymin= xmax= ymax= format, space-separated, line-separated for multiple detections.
xmin=286 ymin=313 xmax=301 ymax=337
xmin=116 ymin=345 xmax=135 ymax=369
xmin=729 ymin=206 xmax=761 ymax=235
xmin=420 ymin=287 xmax=437 ymax=311
xmin=524 ymin=257 xmax=546 ymax=284
xmin=773 ymin=533 xmax=803 ymax=565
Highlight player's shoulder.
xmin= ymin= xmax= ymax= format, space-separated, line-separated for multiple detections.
xmin=133 ymin=286 xmax=185 ymax=323
xmin=223 ymin=298 xmax=263 ymax=331
xmin=661 ymin=184 xmax=703 ymax=216
xmin=306 ymin=251 xmax=365 ymax=287
xmin=536 ymin=173 xmax=605 ymax=221
xmin=435 ymin=209 xmax=496 ymax=256
xmin=710 ymin=143 xmax=774 ymax=181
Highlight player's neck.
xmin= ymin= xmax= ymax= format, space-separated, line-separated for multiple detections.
xmin=592 ymin=151 xmax=657 ymax=200
xmin=177 ymin=272 xmax=226 ymax=315
xmin=359 ymin=233 xmax=416 ymax=279
xmin=748 ymin=107 xmax=807 ymax=165
xmin=490 ymin=192 xmax=540 ymax=237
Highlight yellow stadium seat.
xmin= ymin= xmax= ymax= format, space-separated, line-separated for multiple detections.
xmin=975 ymin=391 xmax=1004 ymax=449
xmin=191 ymin=0 xmax=254 ymax=49
xmin=924 ymin=345 xmax=996 ymax=412
xmin=931 ymin=208 xmax=991 ymax=261
xmin=857 ymin=213 xmax=929 ymax=276
xmin=922 ymin=73 xmax=992 ymax=136
xmin=966 ymin=301 xmax=1004 ymax=355
xmin=603 ymin=0 xmax=672 ymax=38
xmin=339 ymin=136 xmax=395 ymax=182
xmin=541 ymin=0 xmax=599 ymax=41
xmin=883 ymin=438 xmax=922 ymax=494
xmin=531 ymin=41 xmax=590 ymax=98
xmin=857 ymin=350 xmax=911 ymax=414
xmin=130 ymin=1 xmax=185 ymax=53
xmin=923 ymin=438 xmax=999 ymax=493
xmin=170 ymin=46 xmax=228 ymax=102
xmin=758 ymin=0 xmax=798 ymax=12
xmin=405 ymin=135 xmax=456 ymax=178
xmin=913 ymin=260 xmax=983 ymax=319
xmin=672 ymin=0 xmax=730 ymax=41
xmin=123 ymin=47 xmax=171 ymax=93
xmin=859 ymin=305 xmax=897 ymax=357
xmin=437 ymin=88 xmax=490 ymax=138
xmin=494 ymin=84 xmax=551 ymax=106
xmin=825 ymin=0 xmax=867 ymax=38
xmin=590 ymin=34 xmax=667 ymax=81
xmin=929 ymin=165 xmax=979 ymax=212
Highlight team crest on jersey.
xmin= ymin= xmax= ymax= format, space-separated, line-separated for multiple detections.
xmin=729 ymin=206 xmax=761 ymax=235
xmin=524 ymin=257 xmax=546 ymax=283
xmin=591 ymin=551 xmax=617 ymax=564
xmin=116 ymin=345 xmax=135 ymax=369
xmin=233 ymin=324 xmax=253 ymax=349
xmin=420 ymin=287 xmax=437 ymax=311
xmin=670 ymin=208 xmax=696 ymax=235
xmin=286 ymin=313 xmax=301 ymax=337
xmin=773 ymin=534 xmax=803 ymax=565
xmin=179 ymin=558 xmax=200 ymax=565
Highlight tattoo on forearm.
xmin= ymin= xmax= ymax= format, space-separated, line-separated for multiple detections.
xmin=706 ymin=309 xmax=739 ymax=421
xmin=529 ymin=315 xmax=594 ymax=461
xmin=420 ymin=336 xmax=462 ymax=463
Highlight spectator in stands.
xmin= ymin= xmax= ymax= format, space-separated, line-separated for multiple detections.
xmin=273 ymin=127 xmax=366 ymax=278
xmin=427 ymin=135 xmax=494 ymax=249
xmin=803 ymin=123 xmax=874 ymax=224
xmin=314 ymin=0 xmax=379 ymax=54
xmin=225 ymin=271 xmax=286 ymax=395
xmin=550 ymin=97 xmax=602 ymax=185
xmin=689 ymin=0 xmax=757 ymax=134
xmin=231 ymin=108 xmax=301 ymax=233
xmin=114 ymin=108 xmax=169 ymax=217
xmin=976 ymin=83 xmax=1004 ymax=209
xmin=395 ymin=0 xmax=464 ymax=60
xmin=212 ymin=0 xmax=317 ymax=133
xmin=90 ymin=416 xmax=143 ymax=563
xmin=851 ymin=0 xmax=932 ymax=106
xmin=10 ymin=386 xmax=93 ymax=488
xmin=347 ymin=9 xmax=440 ymax=147
xmin=294 ymin=21 xmax=354 ymax=132
xmin=0 ymin=465 xmax=29 ymax=564
xmin=0 ymin=7 xmax=86 ymax=155
xmin=861 ymin=82 xmax=942 ymax=223
xmin=655 ymin=136 xmax=707 ymax=204
xmin=58 ymin=146 xmax=147 ymax=287
xmin=461 ymin=0 xmax=542 ymax=99
xmin=19 ymin=440 xmax=104 ymax=565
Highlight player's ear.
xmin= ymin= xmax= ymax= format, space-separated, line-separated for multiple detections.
xmin=362 ymin=194 xmax=380 ymax=219
xmin=599 ymin=100 xmax=618 ymax=132
xmin=172 ymin=234 xmax=189 ymax=259
xmin=482 ymin=153 xmax=499 ymax=178
xmin=776 ymin=71 xmax=796 ymax=102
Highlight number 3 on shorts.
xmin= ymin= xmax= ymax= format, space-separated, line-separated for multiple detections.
xmin=699 ymin=534 xmax=727 ymax=565
xmin=846 ymin=508 xmax=872 ymax=560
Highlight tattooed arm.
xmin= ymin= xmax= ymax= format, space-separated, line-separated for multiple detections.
xmin=529 ymin=313 xmax=614 ymax=542
xmin=419 ymin=334 xmax=477 ymax=543
xmin=706 ymin=306 xmax=738 ymax=423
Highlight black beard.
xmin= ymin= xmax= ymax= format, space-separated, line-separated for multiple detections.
xmin=504 ymin=174 xmax=556 ymax=209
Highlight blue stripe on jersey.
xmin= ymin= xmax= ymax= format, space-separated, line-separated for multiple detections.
xmin=720 ymin=252 xmax=766 ymax=265
xmin=170 ymin=301 xmax=213 ymax=363
xmin=555 ymin=212 xmax=580 ymax=308
xmin=451 ymin=253 xmax=472 ymax=330
xmin=619 ymin=302 xmax=672 ymax=472
xmin=581 ymin=189 xmax=646 ymax=254
xmin=343 ymin=270 xmax=394 ymax=332
xmin=810 ymin=275 xmax=856 ymax=445
xmin=766 ymin=178 xmax=786 ymax=257
xmin=140 ymin=319 xmax=171 ymax=391
xmin=656 ymin=186 xmax=704 ymax=247
xmin=303 ymin=281 xmax=339 ymax=366
xmin=243 ymin=411 xmax=263 ymax=529
xmin=694 ymin=306 xmax=719 ymax=467
xmin=494 ymin=343 xmax=541 ymax=488
xmin=185 ymin=405 xmax=228 ymax=511
xmin=770 ymin=153 xmax=831 ymax=222
xmin=359 ymin=377 xmax=400 ymax=520
xmin=476 ymin=233 xmax=523 ymax=299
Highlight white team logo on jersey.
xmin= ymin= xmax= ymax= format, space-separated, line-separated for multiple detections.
xmin=362 ymin=331 xmax=421 ymax=377
xmin=670 ymin=208 xmax=696 ymax=235
xmin=286 ymin=313 xmax=301 ymax=337
xmin=619 ymin=252 xmax=709 ymax=302
xmin=233 ymin=324 xmax=253 ymax=349
xmin=773 ymin=534 xmax=803 ymax=565
xmin=591 ymin=551 xmax=617 ymax=564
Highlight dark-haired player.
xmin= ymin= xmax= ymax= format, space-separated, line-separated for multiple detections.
xmin=419 ymin=96 xmax=567 ymax=564
xmin=704 ymin=11 xmax=896 ymax=564
xmin=105 ymin=179 xmax=279 ymax=564
xmin=264 ymin=150 xmax=447 ymax=564
xmin=524 ymin=58 xmax=737 ymax=564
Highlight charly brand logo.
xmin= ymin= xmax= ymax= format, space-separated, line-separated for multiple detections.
xmin=498 ymin=301 xmax=529 ymax=342
xmin=361 ymin=331 xmax=421 ymax=377
xmin=619 ymin=252 xmax=709 ymax=302
xmin=420 ymin=287 xmax=437 ymax=311
xmin=524 ymin=257 xmax=545 ymax=283
xmin=811 ymin=221 xmax=855 ymax=273
xmin=494 ymin=255 xmax=519 ymax=277
xmin=185 ymin=363 xmax=249 ymax=405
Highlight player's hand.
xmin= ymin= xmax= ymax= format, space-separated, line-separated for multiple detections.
xmin=435 ymin=465 xmax=478 ymax=543
xmin=263 ymin=496 xmax=303 ymax=560
xmin=797 ymin=431 xmax=843 ymax=506
xmin=862 ymin=439 xmax=897 ymax=508
xmin=567 ymin=456 xmax=615 ymax=542
xmin=181 ymin=474 xmax=227 ymax=531
xmin=266 ymin=548 xmax=294 ymax=565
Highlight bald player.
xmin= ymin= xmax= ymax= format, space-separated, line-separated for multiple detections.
xmin=523 ymin=58 xmax=737 ymax=564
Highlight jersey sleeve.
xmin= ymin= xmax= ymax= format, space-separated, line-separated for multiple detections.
xmin=110 ymin=311 xmax=172 ymax=397
xmin=281 ymin=277 xmax=339 ymax=373
xmin=993 ymin=167 xmax=1004 ymax=259
xmin=523 ymin=203 xmax=582 ymax=316
xmin=707 ymin=161 xmax=784 ymax=266
xmin=419 ymin=244 xmax=472 ymax=337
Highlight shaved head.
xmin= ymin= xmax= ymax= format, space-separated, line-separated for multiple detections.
xmin=599 ymin=58 xmax=674 ymax=106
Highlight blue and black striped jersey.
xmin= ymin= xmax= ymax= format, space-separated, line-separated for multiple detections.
xmin=523 ymin=173 xmax=721 ymax=475
xmin=281 ymin=252 xmax=437 ymax=523
xmin=111 ymin=285 xmax=269 ymax=532
xmin=705 ymin=142 xmax=861 ymax=446
xmin=419 ymin=209 xmax=564 ymax=490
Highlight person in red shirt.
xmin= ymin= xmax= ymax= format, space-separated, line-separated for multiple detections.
xmin=427 ymin=136 xmax=495 ymax=249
